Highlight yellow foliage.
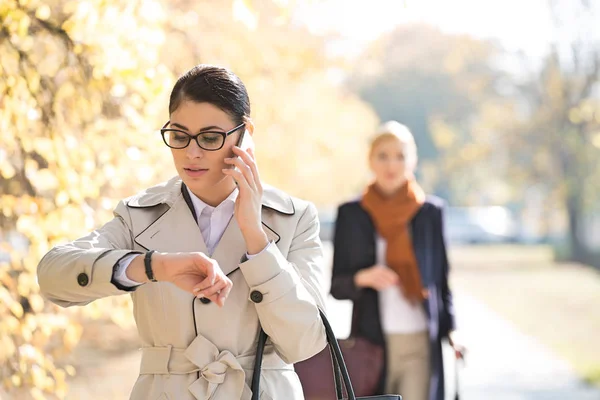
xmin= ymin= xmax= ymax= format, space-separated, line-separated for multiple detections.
xmin=1 ymin=0 xmax=377 ymax=397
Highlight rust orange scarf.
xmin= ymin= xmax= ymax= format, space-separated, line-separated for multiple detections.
xmin=361 ymin=180 xmax=426 ymax=303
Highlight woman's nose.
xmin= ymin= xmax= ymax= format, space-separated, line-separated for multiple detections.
xmin=186 ymin=141 xmax=204 ymax=158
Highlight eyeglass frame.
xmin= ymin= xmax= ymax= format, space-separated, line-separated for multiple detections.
xmin=160 ymin=120 xmax=245 ymax=151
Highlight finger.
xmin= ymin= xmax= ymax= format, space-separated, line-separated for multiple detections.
xmin=197 ymin=255 xmax=216 ymax=285
xmin=193 ymin=276 xmax=215 ymax=295
xmin=231 ymin=146 xmax=255 ymax=169
xmin=245 ymin=148 xmax=262 ymax=191
xmin=379 ymin=270 xmax=398 ymax=283
xmin=220 ymin=276 xmax=233 ymax=293
xmin=217 ymin=283 xmax=232 ymax=307
xmin=206 ymin=287 xmax=227 ymax=307
xmin=376 ymin=277 xmax=391 ymax=289
xmin=226 ymin=149 xmax=257 ymax=189
xmin=385 ymin=277 xmax=398 ymax=287
xmin=379 ymin=281 xmax=393 ymax=290
xmin=213 ymin=277 xmax=232 ymax=307
xmin=223 ymin=156 xmax=256 ymax=190
xmin=222 ymin=167 xmax=253 ymax=192
xmin=198 ymin=280 xmax=227 ymax=299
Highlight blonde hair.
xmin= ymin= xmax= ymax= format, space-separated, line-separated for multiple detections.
xmin=369 ymin=121 xmax=418 ymax=171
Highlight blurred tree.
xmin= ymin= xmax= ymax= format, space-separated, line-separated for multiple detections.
xmin=162 ymin=0 xmax=378 ymax=205
xmin=0 ymin=0 xmax=376 ymax=397
xmin=348 ymin=24 xmax=507 ymax=202
xmin=1 ymin=0 xmax=173 ymax=398
xmin=506 ymin=0 xmax=600 ymax=262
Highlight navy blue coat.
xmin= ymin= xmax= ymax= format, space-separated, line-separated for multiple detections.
xmin=330 ymin=196 xmax=455 ymax=400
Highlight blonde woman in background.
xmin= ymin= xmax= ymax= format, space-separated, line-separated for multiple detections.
xmin=330 ymin=121 xmax=464 ymax=400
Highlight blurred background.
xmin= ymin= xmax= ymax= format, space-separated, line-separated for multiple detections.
xmin=1 ymin=0 xmax=599 ymax=399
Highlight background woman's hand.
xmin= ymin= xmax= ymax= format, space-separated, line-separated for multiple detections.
xmin=354 ymin=264 xmax=399 ymax=291
xmin=153 ymin=252 xmax=233 ymax=307
xmin=449 ymin=330 xmax=467 ymax=360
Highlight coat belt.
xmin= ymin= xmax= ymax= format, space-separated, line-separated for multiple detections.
xmin=139 ymin=334 xmax=291 ymax=400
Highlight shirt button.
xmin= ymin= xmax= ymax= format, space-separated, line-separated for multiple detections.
xmin=77 ymin=273 xmax=89 ymax=287
xmin=200 ymin=297 xmax=211 ymax=305
xmin=250 ymin=290 xmax=263 ymax=303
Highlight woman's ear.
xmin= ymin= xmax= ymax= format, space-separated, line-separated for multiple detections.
xmin=245 ymin=119 xmax=255 ymax=136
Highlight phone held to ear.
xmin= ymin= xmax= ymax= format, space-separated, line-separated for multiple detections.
xmin=236 ymin=128 xmax=255 ymax=154
xmin=231 ymin=129 xmax=255 ymax=180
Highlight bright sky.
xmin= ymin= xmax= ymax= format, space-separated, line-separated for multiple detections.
xmin=296 ymin=0 xmax=555 ymax=60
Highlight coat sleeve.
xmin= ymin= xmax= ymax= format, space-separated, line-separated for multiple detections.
xmin=437 ymin=203 xmax=456 ymax=337
xmin=37 ymin=200 xmax=143 ymax=308
xmin=330 ymin=204 xmax=364 ymax=301
xmin=238 ymin=202 xmax=327 ymax=364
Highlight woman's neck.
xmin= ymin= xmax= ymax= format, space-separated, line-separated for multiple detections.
xmin=374 ymin=179 xmax=407 ymax=198
xmin=190 ymin=178 xmax=237 ymax=207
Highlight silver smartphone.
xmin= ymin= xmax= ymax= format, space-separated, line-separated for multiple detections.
xmin=232 ymin=129 xmax=255 ymax=176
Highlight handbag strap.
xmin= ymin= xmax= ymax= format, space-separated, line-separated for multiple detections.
xmin=251 ymin=309 xmax=356 ymax=400
xmin=329 ymin=339 xmax=345 ymax=399
xmin=251 ymin=326 xmax=268 ymax=395
xmin=454 ymin=356 xmax=461 ymax=400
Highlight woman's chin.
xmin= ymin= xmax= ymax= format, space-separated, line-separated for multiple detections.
xmin=180 ymin=172 xmax=235 ymax=192
xmin=180 ymin=174 xmax=207 ymax=191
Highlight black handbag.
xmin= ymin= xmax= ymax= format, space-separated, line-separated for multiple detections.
xmin=251 ymin=309 xmax=401 ymax=400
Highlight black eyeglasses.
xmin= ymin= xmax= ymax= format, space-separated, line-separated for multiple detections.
xmin=160 ymin=121 xmax=245 ymax=151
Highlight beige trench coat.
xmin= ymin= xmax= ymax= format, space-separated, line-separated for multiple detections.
xmin=37 ymin=177 xmax=327 ymax=400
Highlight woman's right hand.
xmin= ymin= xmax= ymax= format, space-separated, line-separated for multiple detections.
xmin=135 ymin=252 xmax=233 ymax=307
xmin=354 ymin=265 xmax=399 ymax=291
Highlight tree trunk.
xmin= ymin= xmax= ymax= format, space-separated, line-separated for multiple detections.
xmin=566 ymin=193 xmax=587 ymax=263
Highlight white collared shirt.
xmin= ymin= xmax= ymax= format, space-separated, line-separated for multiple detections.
xmin=115 ymin=186 xmax=265 ymax=287
xmin=376 ymin=236 xmax=428 ymax=334
xmin=192 ymin=186 xmax=238 ymax=255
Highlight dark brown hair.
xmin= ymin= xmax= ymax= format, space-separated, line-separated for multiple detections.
xmin=168 ymin=65 xmax=251 ymax=124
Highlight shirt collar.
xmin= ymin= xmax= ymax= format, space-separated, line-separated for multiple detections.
xmin=185 ymin=186 xmax=239 ymax=217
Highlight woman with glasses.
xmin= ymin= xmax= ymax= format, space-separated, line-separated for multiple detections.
xmin=330 ymin=121 xmax=464 ymax=400
xmin=37 ymin=65 xmax=327 ymax=400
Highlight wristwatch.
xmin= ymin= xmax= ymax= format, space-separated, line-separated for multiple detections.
xmin=144 ymin=250 xmax=157 ymax=282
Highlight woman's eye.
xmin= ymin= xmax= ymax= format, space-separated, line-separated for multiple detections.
xmin=199 ymin=132 xmax=223 ymax=145
xmin=173 ymin=134 xmax=188 ymax=142
xmin=199 ymin=133 xmax=221 ymax=144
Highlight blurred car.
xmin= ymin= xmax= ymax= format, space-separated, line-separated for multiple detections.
xmin=318 ymin=208 xmax=337 ymax=243
xmin=444 ymin=206 xmax=518 ymax=244
xmin=318 ymin=205 xmax=518 ymax=245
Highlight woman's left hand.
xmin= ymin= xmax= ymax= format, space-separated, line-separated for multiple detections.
xmin=449 ymin=330 xmax=467 ymax=360
xmin=223 ymin=147 xmax=269 ymax=254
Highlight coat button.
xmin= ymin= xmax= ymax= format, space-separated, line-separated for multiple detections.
xmin=250 ymin=290 xmax=263 ymax=303
xmin=199 ymin=297 xmax=211 ymax=305
xmin=77 ymin=273 xmax=89 ymax=287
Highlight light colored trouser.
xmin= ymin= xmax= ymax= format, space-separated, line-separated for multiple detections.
xmin=385 ymin=331 xmax=430 ymax=400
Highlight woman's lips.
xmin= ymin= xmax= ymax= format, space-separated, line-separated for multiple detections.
xmin=183 ymin=167 xmax=208 ymax=178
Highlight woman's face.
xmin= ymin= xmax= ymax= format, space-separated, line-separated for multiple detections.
xmin=369 ymin=137 xmax=412 ymax=193
xmin=168 ymin=101 xmax=244 ymax=196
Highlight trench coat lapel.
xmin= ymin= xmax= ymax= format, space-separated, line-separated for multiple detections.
xmin=135 ymin=196 xmax=208 ymax=255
